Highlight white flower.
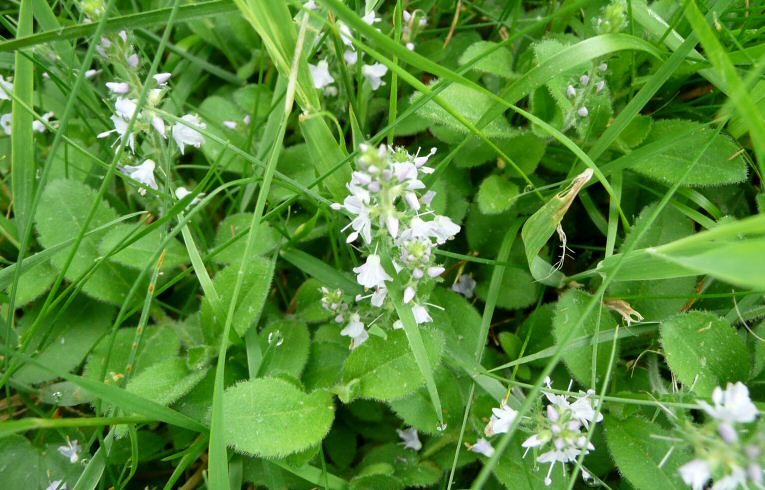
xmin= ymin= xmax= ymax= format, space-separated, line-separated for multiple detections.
xmin=84 ymin=69 xmax=100 ymax=79
xmin=309 ymin=59 xmax=335 ymax=89
xmin=353 ymin=254 xmax=392 ymax=289
xmin=403 ymin=286 xmax=415 ymax=304
xmin=397 ymin=427 xmax=422 ymax=451
xmin=340 ymin=313 xmax=368 ymax=349
xmin=153 ymin=72 xmax=172 ymax=85
xmin=485 ymin=402 xmax=518 ymax=436
xmin=32 ymin=112 xmax=55 ymax=133
xmin=57 ymin=439 xmax=81 ymax=464
xmin=304 ymin=0 xmax=318 ymax=10
xmin=338 ymin=22 xmax=354 ymax=47
xmin=105 ymin=81 xmax=129 ymax=94
xmin=175 ymin=187 xmax=202 ymax=206
xmin=97 ymin=115 xmax=136 ymax=153
xmin=596 ymin=80 xmax=605 ymax=93
xmin=452 ymin=275 xmax=476 ymax=298
xmin=577 ymin=107 xmax=589 ymax=118
xmin=427 ymin=266 xmax=444 ymax=278
xmin=362 ymin=63 xmax=388 ymax=90
xmin=115 ymin=97 xmax=138 ymax=120
xmin=120 ymin=159 xmax=158 ymax=195
xmin=699 ymin=382 xmax=758 ymax=424
xmin=343 ymin=49 xmax=358 ymax=66
xmin=569 ymin=390 xmax=603 ymax=428
xmin=713 ymin=468 xmax=748 ymax=490
xmin=362 ymin=11 xmax=381 ymax=25
xmin=469 ymin=438 xmax=495 ymax=457
xmin=172 ymin=114 xmax=206 ymax=154
xmin=679 ymin=459 xmax=712 ymax=490
xmin=598 ymin=63 xmax=608 ymax=72
xmin=370 ymin=287 xmax=387 ymax=307
xmin=411 ymin=303 xmax=432 ymax=324
xmin=0 ymin=113 xmax=11 ymax=135
xmin=566 ymin=85 xmax=576 ymax=98
xmin=0 ymin=75 xmax=13 ymax=100
xmin=430 ymin=215 xmax=460 ymax=244
xmin=45 ymin=481 xmax=67 ymax=490
xmin=151 ymin=116 xmax=166 ymax=138
xmin=580 ymin=74 xmax=590 ymax=86
xmin=223 ymin=120 xmax=238 ymax=129
xmin=406 ymin=42 xmax=415 ymax=51
xmin=127 ymin=53 xmax=139 ymax=68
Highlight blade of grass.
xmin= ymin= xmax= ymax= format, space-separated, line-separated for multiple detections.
xmin=208 ymin=13 xmax=308 ymax=490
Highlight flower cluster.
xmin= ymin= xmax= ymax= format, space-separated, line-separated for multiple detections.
xmin=520 ymin=380 xmax=603 ymax=487
xmin=305 ymin=6 xmax=392 ymax=95
xmin=92 ymin=30 xmax=206 ymax=196
xmin=322 ymin=143 xmax=460 ymax=349
xmin=679 ymin=382 xmax=763 ymax=490
xmin=566 ymin=63 xmax=608 ymax=122
xmin=470 ymin=379 xmax=603 ymax=487
xmin=0 ymin=74 xmax=57 ymax=136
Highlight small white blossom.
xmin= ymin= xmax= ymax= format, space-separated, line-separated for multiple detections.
xmin=175 ymin=187 xmax=202 ymax=206
xmin=32 ymin=112 xmax=55 ymax=133
xmin=566 ymin=85 xmax=576 ymax=98
xmin=153 ymin=72 xmax=172 ymax=85
xmin=452 ymin=275 xmax=476 ymax=298
xmin=353 ymin=254 xmax=392 ymax=289
xmin=304 ymin=0 xmax=318 ymax=10
xmin=126 ymin=53 xmax=139 ymax=68
xmin=84 ymin=69 xmax=100 ymax=79
xmin=309 ymin=59 xmax=335 ymax=89
xmin=105 ymin=81 xmax=129 ymax=94
xmin=469 ymin=438 xmax=495 ymax=457
xmin=340 ymin=313 xmax=369 ymax=349
xmin=596 ymin=80 xmax=605 ymax=93
xmin=699 ymin=382 xmax=758 ymax=425
xmin=411 ymin=303 xmax=432 ymax=324
xmin=343 ymin=49 xmax=359 ymax=66
xmin=57 ymin=439 xmax=81 ymax=464
xmin=120 ymin=159 xmax=158 ymax=195
xmin=580 ymin=74 xmax=590 ymax=86
xmin=598 ymin=63 xmax=608 ymax=72
xmin=151 ymin=116 xmax=166 ymax=138
xmin=115 ymin=97 xmax=137 ymax=120
xmin=577 ymin=107 xmax=589 ymax=118
xmin=362 ymin=63 xmax=388 ymax=90
xmin=223 ymin=120 xmax=238 ymax=129
xmin=397 ymin=427 xmax=422 ymax=451
xmin=485 ymin=401 xmax=518 ymax=436
xmin=403 ymin=286 xmax=416 ymax=304
xmin=97 ymin=115 xmax=136 ymax=152
xmin=679 ymin=459 xmax=712 ymax=490
xmin=45 ymin=481 xmax=67 ymax=490
xmin=0 ymin=113 xmax=11 ymax=135
xmin=362 ymin=11 xmax=381 ymax=25
xmin=172 ymin=114 xmax=206 ymax=154
xmin=427 ymin=266 xmax=445 ymax=278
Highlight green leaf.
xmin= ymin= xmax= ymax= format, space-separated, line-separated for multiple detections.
xmin=201 ymin=256 xmax=275 ymax=340
xmin=84 ymin=326 xmax=180 ymax=383
xmin=389 ymin=367 xmax=467 ymax=435
xmin=198 ymin=95 xmax=249 ymax=173
xmin=259 ymin=320 xmax=311 ymax=378
xmin=605 ymin=416 xmax=688 ymax=490
xmin=608 ymin=203 xmax=697 ymax=320
xmin=493 ymin=441 xmax=569 ymax=489
xmin=660 ymin=311 xmax=750 ymax=396
xmin=98 ymin=223 xmax=188 ymax=270
xmin=342 ymin=327 xmax=444 ymax=402
xmin=14 ymin=299 xmax=114 ymax=385
xmin=11 ymin=258 xmax=55 ymax=306
xmin=476 ymin=266 xmax=539 ymax=310
xmin=303 ymin=341 xmax=348 ymax=391
xmin=477 ymin=175 xmax=519 ymax=215
xmin=630 ymin=120 xmax=748 ymax=186
xmin=34 ymin=179 xmax=142 ymax=305
xmin=429 ymin=288 xmax=482 ymax=358
xmin=222 ymin=377 xmax=335 ymax=458
xmin=357 ymin=443 xmax=442 ymax=488
xmin=553 ymin=289 xmax=618 ymax=386
xmin=0 ymin=435 xmax=41 ymax=489
xmin=458 ymin=41 xmax=515 ymax=78
xmin=212 ymin=214 xmax=279 ymax=264
xmin=126 ymin=358 xmax=207 ymax=407
xmin=521 ymin=169 xmax=593 ymax=285
xmin=410 ymin=83 xmax=515 ymax=138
